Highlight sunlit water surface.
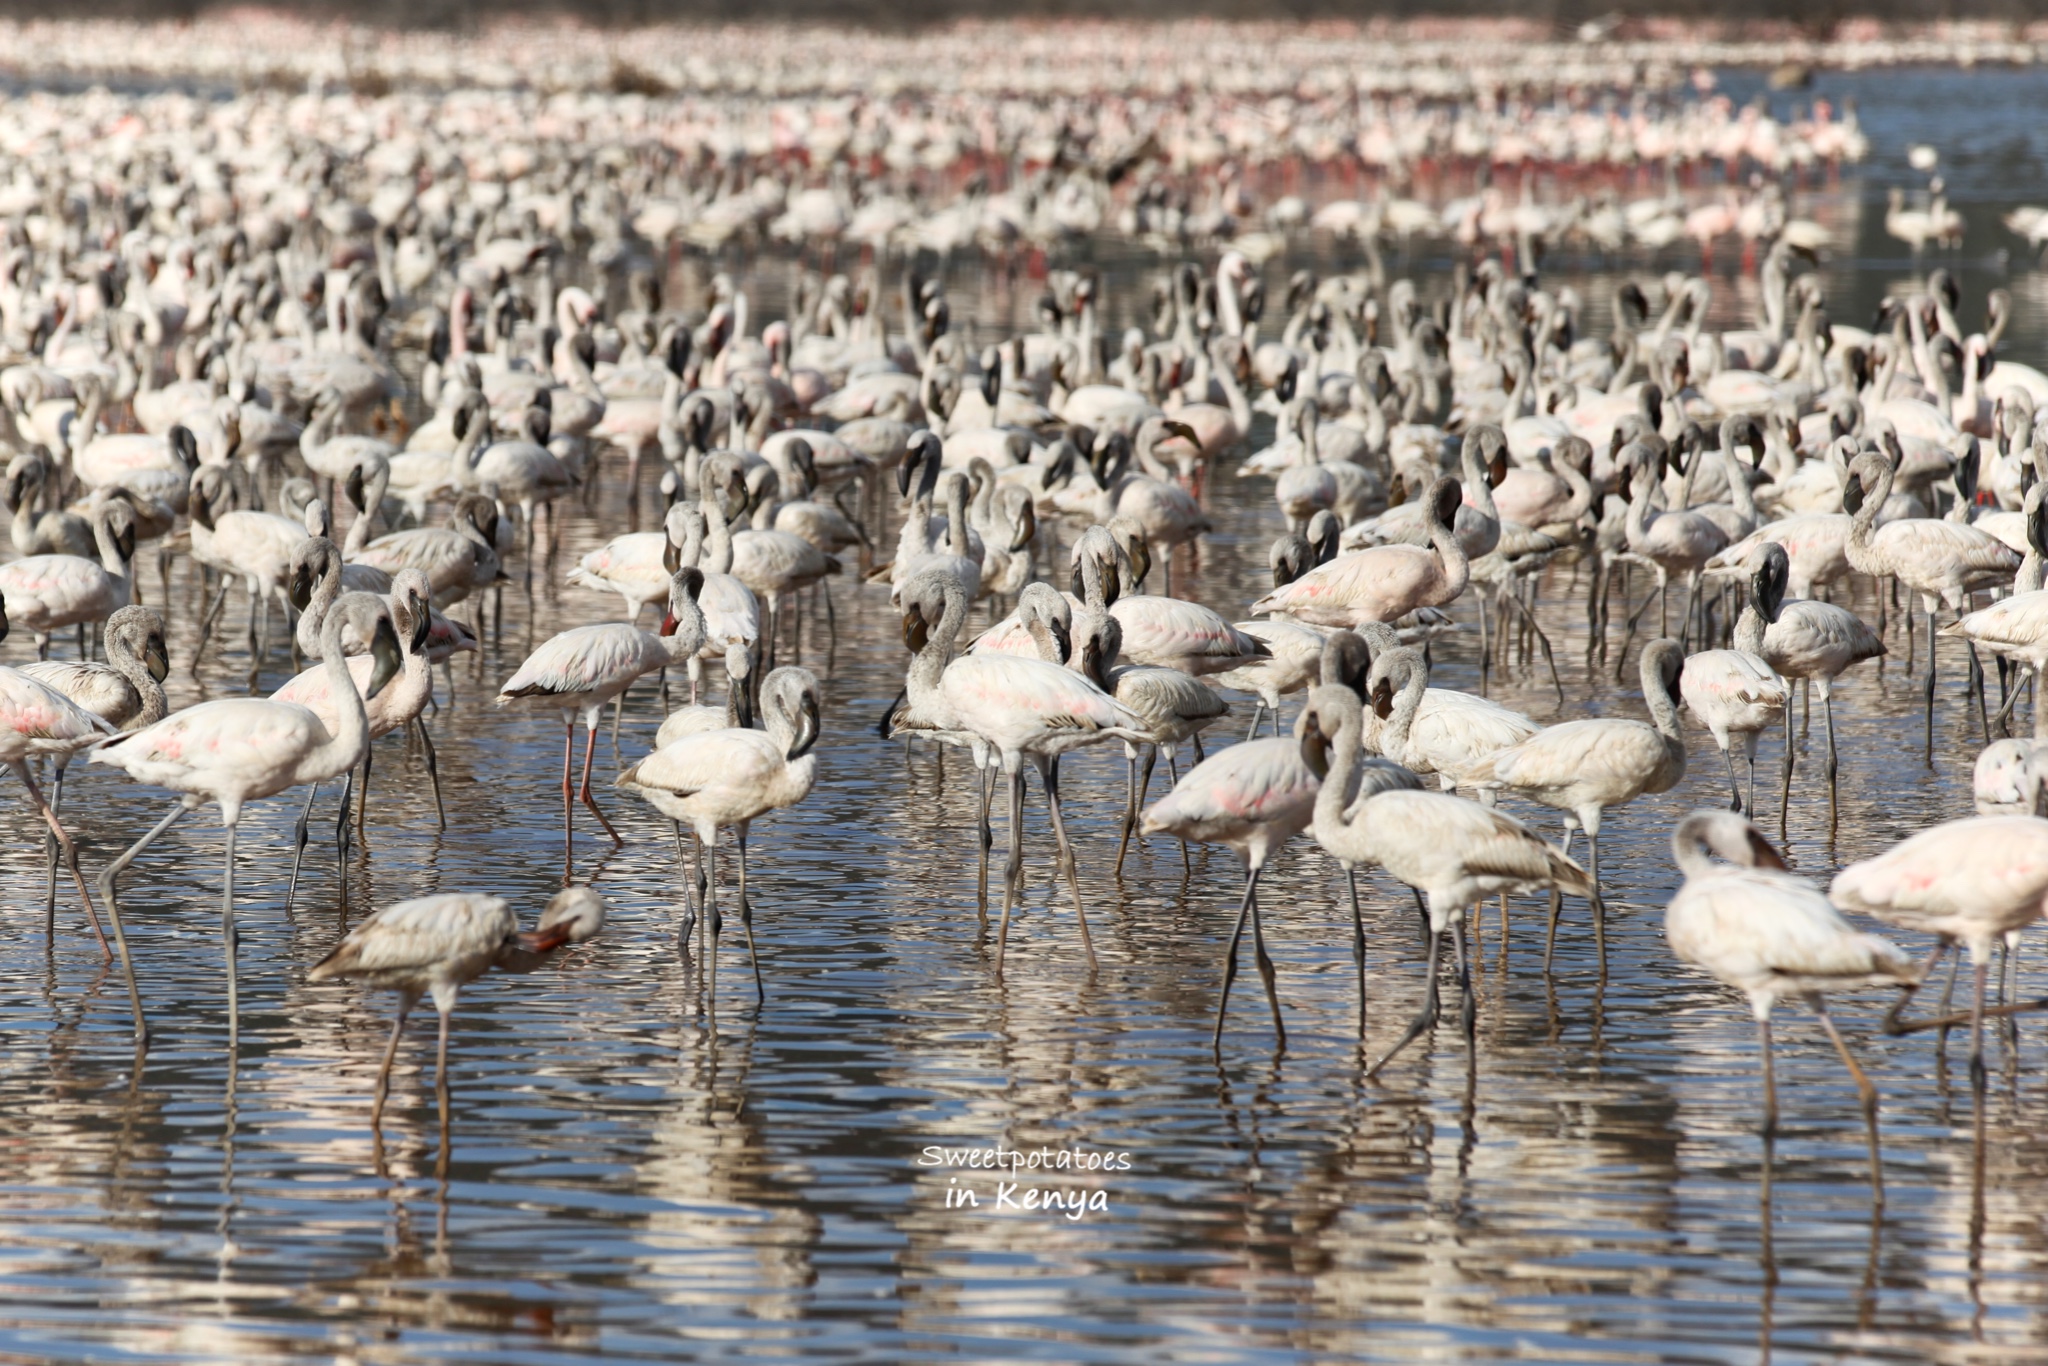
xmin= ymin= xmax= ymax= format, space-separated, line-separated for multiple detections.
xmin=7 ymin=62 xmax=2048 ymax=1366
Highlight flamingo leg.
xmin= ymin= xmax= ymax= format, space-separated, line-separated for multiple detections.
xmin=704 ymin=833 xmax=722 ymax=1016
xmin=222 ymin=818 xmax=240 ymax=1047
xmin=196 ymin=579 xmax=231 ymax=667
xmin=1810 ymin=993 xmax=1884 ymax=1204
xmin=1246 ymin=861 xmax=1284 ymax=1049
xmin=1822 ymin=683 xmax=1841 ymax=828
xmin=334 ymin=765 xmax=354 ymax=870
xmin=1588 ymin=825 xmax=1609 ymax=982
xmin=1453 ymin=908 xmax=1476 ymax=1044
xmin=435 ymin=1006 xmax=453 ymax=1180
xmin=371 ymin=994 xmax=414 ymax=1129
xmin=1778 ymin=714 xmax=1795 ymax=838
xmin=1749 ymin=739 xmax=1763 ymax=825
xmin=41 ymin=761 xmax=62 ymax=939
xmin=97 ymin=797 xmax=190 ymax=1046
xmin=734 ymin=827 xmax=766 ymax=1005
xmin=1367 ymin=912 xmax=1441 ymax=1079
xmin=1113 ymin=750 xmax=1138 ymax=878
xmin=1924 ymin=606 xmax=1938 ymax=760
xmin=560 ymin=716 xmax=576 ymax=882
xmin=974 ymin=760 xmax=992 ymax=926
xmin=1759 ymin=1014 xmax=1778 ymax=1136
xmin=1722 ymin=745 xmax=1742 ymax=812
xmin=1211 ymin=859 xmax=1262 ymax=1051
xmin=415 ymin=717 xmax=445 ymax=829
xmin=1244 ymin=700 xmax=1264 ymax=741
xmin=1041 ymin=759 xmax=1097 ymax=970
xmin=286 ymin=781 xmax=318 ymax=915
xmin=356 ymin=745 xmax=372 ymax=844
xmin=994 ymin=767 xmax=1024 ymax=980
xmin=578 ymin=721 xmax=621 ymax=847
xmin=15 ymin=760 xmax=105 ymax=956
xmin=1346 ymin=866 xmax=1367 ymax=1038
xmin=1970 ymin=957 xmax=1990 ymax=1154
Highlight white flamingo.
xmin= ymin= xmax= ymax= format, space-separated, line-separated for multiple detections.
xmin=1304 ymin=682 xmax=1589 ymax=1076
xmin=1831 ymin=811 xmax=2048 ymax=1134
xmin=92 ymin=593 xmax=403 ymax=1045
xmin=897 ymin=568 xmax=1145 ymax=976
xmin=1140 ymin=731 xmax=1322 ymax=1051
xmin=1679 ymin=555 xmax=1790 ymax=817
xmin=273 ymin=569 xmax=452 ymax=905
xmin=1250 ymin=477 xmax=1469 ymax=627
xmin=1665 ymin=810 xmax=1914 ymax=1194
xmin=308 ymin=886 xmax=605 ymax=1137
xmin=1472 ymin=638 xmax=1688 ymax=977
xmin=494 ymin=568 xmax=708 ymax=879
xmin=0 ymin=498 xmax=135 ymax=658
xmin=617 ymin=666 xmax=821 ymax=1005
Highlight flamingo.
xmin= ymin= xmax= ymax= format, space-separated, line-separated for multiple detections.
xmin=1249 ymin=477 xmax=1469 ymax=627
xmin=1140 ymin=730 xmax=1322 ymax=1051
xmin=92 ymin=593 xmax=403 ymax=1045
xmin=273 ymin=569 xmax=450 ymax=905
xmin=21 ymin=603 xmax=168 ymax=922
xmin=494 ymin=568 xmax=708 ymax=879
xmin=188 ymin=469 xmax=308 ymax=667
xmin=1616 ymin=440 xmax=1729 ymax=647
xmin=897 ymin=568 xmax=1145 ymax=976
xmin=0 ymin=498 xmax=135 ymax=658
xmin=308 ymin=886 xmax=605 ymax=1142
xmin=1679 ymin=553 xmax=1790 ymax=818
xmin=1294 ymin=682 xmax=1429 ymax=1035
xmin=1844 ymin=450 xmax=2018 ymax=750
xmin=1304 ymin=683 xmax=1588 ymax=1076
xmin=1473 ymin=638 xmax=1687 ymax=977
xmin=617 ymin=666 xmax=821 ymax=1005
xmin=1363 ymin=645 xmax=1540 ymax=793
xmin=1831 ymin=812 xmax=2048 ymax=1139
xmin=1744 ymin=542 xmax=1886 ymax=823
xmin=1071 ymin=609 xmax=1229 ymax=875
xmin=1082 ymin=522 xmax=1268 ymax=677
xmin=1665 ymin=811 xmax=1914 ymax=1196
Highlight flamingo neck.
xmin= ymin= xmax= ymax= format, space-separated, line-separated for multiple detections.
xmin=305 ymin=615 xmax=371 ymax=780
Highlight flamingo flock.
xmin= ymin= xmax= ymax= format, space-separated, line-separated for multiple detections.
xmin=0 ymin=31 xmax=2040 ymax=1319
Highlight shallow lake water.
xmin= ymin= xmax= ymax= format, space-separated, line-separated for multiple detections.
xmin=5 ymin=61 xmax=2048 ymax=1366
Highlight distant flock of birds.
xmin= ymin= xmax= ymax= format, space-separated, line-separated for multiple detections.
xmin=0 ymin=25 xmax=1887 ymax=284
xmin=0 ymin=56 xmax=2037 ymax=1211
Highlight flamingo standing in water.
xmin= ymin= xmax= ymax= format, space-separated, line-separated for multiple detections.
xmin=272 ymin=569 xmax=449 ymax=907
xmin=1301 ymin=685 xmax=1587 ymax=1075
xmin=21 ymin=603 xmax=169 ymax=928
xmin=617 ymin=666 xmax=822 ymax=1006
xmin=309 ymin=886 xmax=606 ymax=1145
xmin=0 ymin=597 xmax=125 ymax=1021
xmin=494 ymin=568 xmax=708 ymax=880
xmin=1249 ymin=477 xmax=1469 ymax=627
xmin=1664 ymin=811 xmax=1915 ymax=1198
xmin=92 ymin=593 xmax=403 ymax=1045
xmin=1473 ymin=638 xmax=1688 ymax=978
xmin=1830 ymin=811 xmax=2048 ymax=1142
xmin=1141 ymin=728 xmax=1323 ymax=1051
xmin=897 ymin=568 xmax=1145 ymax=977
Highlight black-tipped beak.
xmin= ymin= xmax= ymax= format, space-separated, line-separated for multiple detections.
xmin=144 ymin=634 xmax=169 ymax=683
